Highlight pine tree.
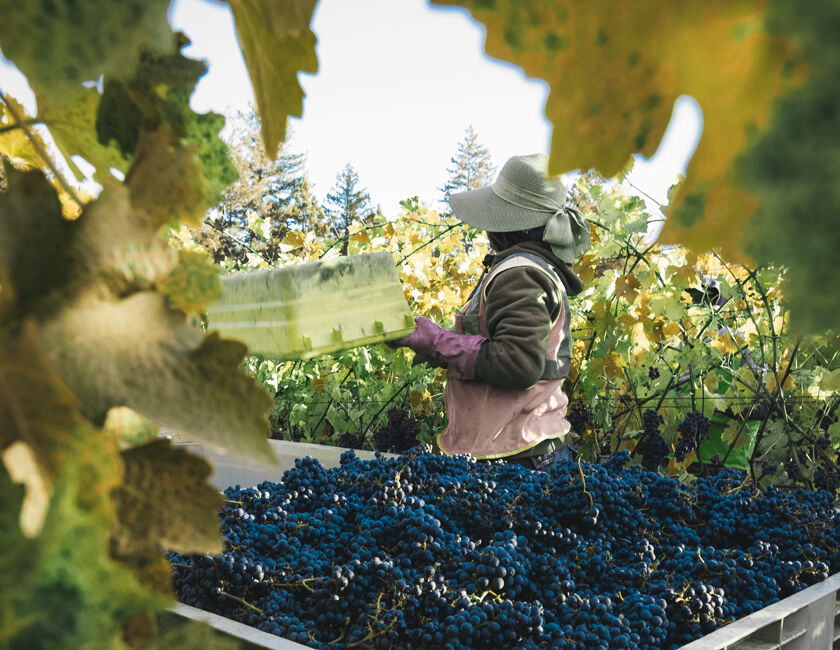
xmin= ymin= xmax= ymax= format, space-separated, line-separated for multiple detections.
xmin=440 ymin=125 xmax=496 ymax=205
xmin=325 ymin=162 xmax=373 ymax=255
xmin=193 ymin=109 xmax=326 ymax=268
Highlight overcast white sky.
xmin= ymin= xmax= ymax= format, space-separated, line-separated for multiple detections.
xmin=1 ymin=0 xmax=702 ymax=225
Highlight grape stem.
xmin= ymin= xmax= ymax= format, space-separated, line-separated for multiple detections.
xmin=217 ymin=589 xmax=265 ymax=615
xmin=577 ymin=457 xmax=595 ymax=510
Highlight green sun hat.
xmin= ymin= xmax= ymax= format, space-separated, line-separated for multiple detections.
xmin=448 ymin=153 xmax=591 ymax=264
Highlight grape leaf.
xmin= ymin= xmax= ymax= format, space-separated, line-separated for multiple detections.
xmin=0 ymin=166 xmax=76 ymax=313
xmin=68 ymin=183 xmax=179 ymax=295
xmin=0 ymin=320 xmax=79 ymax=483
xmin=822 ymin=369 xmax=840 ymax=393
xmin=146 ymin=619 xmax=240 ymax=650
xmin=0 ymin=95 xmax=52 ymax=171
xmin=112 ymin=439 xmax=224 ymax=556
xmin=0 ymin=0 xmax=173 ymax=98
xmin=38 ymin=290 xmax=275 ymax=464
xmin=104 ymin=407 xmax=160 ymax=449
xmin=3 ymin=462 xmax=166 ymax=650
xmin=95 ymin=40 xmax=237 ymax=207
xmin=37 ymin=86 xmax=132 ymax=183
xmin=126 ymin=126 xmax=209 ymax=226
xmin=227 ymin=0 xmax=319 ymax=158
xmin=433 ymin=2 xmax=790 ymax=212
xmin=0 ymin=468 xmax=35 ymax=644
xmin=734 ymin=0 xmax=840 ymax=333
xmin=158 ymin=250 xmax=223 ymax=315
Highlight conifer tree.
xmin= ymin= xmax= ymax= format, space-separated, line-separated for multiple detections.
xmin=325 ymin=162 xmax=373 ymax=255
xmin=440 ymin=125 xmax=496 ymax=205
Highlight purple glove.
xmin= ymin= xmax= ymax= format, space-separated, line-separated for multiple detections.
xmin=389 ymin=316 xmax=487 ymax=380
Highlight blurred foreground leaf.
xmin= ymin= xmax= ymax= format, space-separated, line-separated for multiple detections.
xmin=227 ymin=0 xmax=319 ymax=158
xmin=112 ymin=439 xmax=224 ymax=556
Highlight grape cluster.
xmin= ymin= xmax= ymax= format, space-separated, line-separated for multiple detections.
xmin=566 ymin=401 xmax=592 ymax=435
xmin=648 ymin=366 xmax=660 ymax=381
xmin=168 ymin=447 xmax=840 ymax=649
xmin=635 ymin=409 xmax=669 ymax=471
xmin=373 ymin=408 xmax=419 ymax=453
xmin=674 ymin=411 xmax=711 ymax=462
xmin=335 ymin=432 xmax=363 ymax=450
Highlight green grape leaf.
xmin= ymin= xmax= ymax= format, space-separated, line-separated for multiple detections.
xmin=112 ymin=439 xmax=224 ymax=556
xmin=0 ymin=166 xmax=76 ymax=312
xmin=0 ymin=0 xmax=173 ymax=98
xmin=735 ymin=1 xmax=840 ymax=333
xmin=146 ymin=619 xmax=240 ymax=650
xmin=95 ymin=40 xmax=237 ymax=207
xmin=0 ymin=468 xmax=35 ymax=644
xmin=38 ymin=290 xmax=275 ymax=464
xmin=227 ymin=0 xmax=319 ymax=158
xmin=0 ymin=320 xmax=79 ymax=483
xmin=3 ymin=463 xmax=167 ymax=650
xmin=158 ymin=250 xmax=223 ymax=315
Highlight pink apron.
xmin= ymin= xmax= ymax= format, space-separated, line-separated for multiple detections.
xmin=436 ymin=257 xmax=571 ymax=459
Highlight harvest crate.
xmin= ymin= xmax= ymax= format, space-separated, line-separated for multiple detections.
xmin=167 ymin=439 xmax=840 ymax=650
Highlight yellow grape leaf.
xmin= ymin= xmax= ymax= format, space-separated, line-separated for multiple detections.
xmin=227 ymin=0 xmax=319 ymax=158
xmin=37 ymin=86 xmax=131 ymax=183
xmin=351 ymin=230 xmax=372 ymax=244
xmin=0 ymin=95 xmax=50 ymax=170
xmin=765 ymin=372 xmax=795 ymax=393
xmin=602 ymin=352 xmax=625 ymax=378
xmin=710 ymin=330 xmax=744 ymax=354
xmin=721 ymin=419 xmax=745 ymax=450
xmin=631 ymin=322 xmax=650 ymax=352
xmin=432 ymin=0 xmax=791 ymax=265
xmin=704 ymin=372 xmax=720 ymax=394
xmin=311 ymin=375 xmax=327 ymax=395
xmin=111 ymin=439 xmax=224 ymax=556
xmin=614 ymin=273 xmax=641 ymax=303
xmin=158 ymin=249 xmax=223 ymax=315
xmin=409 ymin=388 xmax=433 ymax=416
xmin=575 ymin=254 xmax=597 ymax=284
xmin=282 ymin=230 xmax=307 ymax=248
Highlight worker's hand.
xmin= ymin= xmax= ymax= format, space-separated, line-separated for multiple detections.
xmin=386 ymin=316 xmax=487 ymax=380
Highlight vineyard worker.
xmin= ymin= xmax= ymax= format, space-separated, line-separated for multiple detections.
xmin=390 ymin=153 xmax=590 ymax=469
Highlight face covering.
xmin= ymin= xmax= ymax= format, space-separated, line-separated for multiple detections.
xmin=487 ymin=226 xmax=545 ymax=252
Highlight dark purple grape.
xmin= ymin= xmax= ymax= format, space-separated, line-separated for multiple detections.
xmin=674 ymin=411 xmax=711 ymax=462
xmin=373 ymin=408 xmax=419 ymax=453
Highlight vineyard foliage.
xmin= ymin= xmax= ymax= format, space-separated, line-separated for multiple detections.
xmin=0 ymin=0 xmax=837 ymax=647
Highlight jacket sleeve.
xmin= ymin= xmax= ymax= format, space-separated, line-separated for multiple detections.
xmin=473 ymin=267 xmax=562 ymax=390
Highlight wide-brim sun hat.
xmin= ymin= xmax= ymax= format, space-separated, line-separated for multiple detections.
xmin=448 ymin=153 xmax=591 ymax=265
